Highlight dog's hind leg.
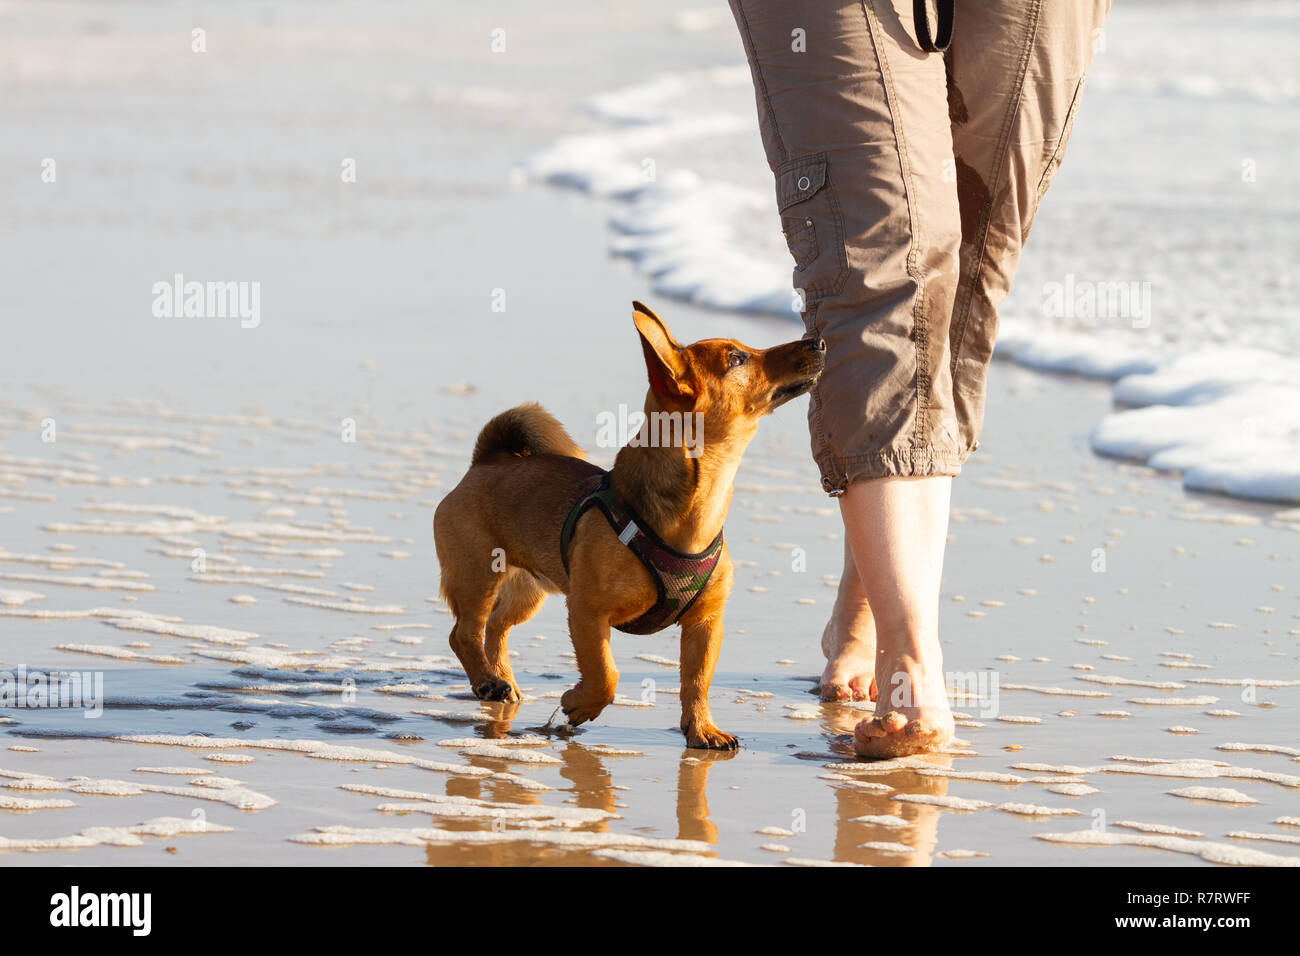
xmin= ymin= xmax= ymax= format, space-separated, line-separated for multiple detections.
xmin=482 ymin=569 xmax=548 ymax=702
xmin=441 ymin=564 xmax=503 ymax=701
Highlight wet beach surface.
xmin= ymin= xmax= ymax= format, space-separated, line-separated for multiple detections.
xmin=2 ymin=353 xmax=1297 ymax=866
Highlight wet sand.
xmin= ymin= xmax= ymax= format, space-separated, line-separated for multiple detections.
xmin=1 ymin=1 xmax=1297 ymax=867
xmin=2 ymin=334 xmax=1298 ymax=866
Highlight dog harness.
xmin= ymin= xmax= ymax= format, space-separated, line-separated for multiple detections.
xmin=559 ymin=472 xmax=724 ymax=635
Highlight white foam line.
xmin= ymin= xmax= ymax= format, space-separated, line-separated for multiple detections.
xmin=134 ymin=767 xmax=213 ymax=776
xmin=634 ymin=653 xmax=679 ymax=668
xmin=848 ymin=815 xmax=910 ymax=829
xmin=998 ymin=803 xmax=1081 ymax=817
xmin=0 ymin=588 xmax=44 ymax=606
xmin=1113 ymin=820 xmax=1203 ymax=837
xmin=890 ymin=794 xmax=992 ymax=811
xmin=105 ymin=617 xmax=257 ymax=646
xmin=0 ymin=794 xmax=76 ymax=810
xmin=1226 ymin=830 xmax=1300 ymax=847
xmin=65 ymin=436 xmax=219 ymax=458
xmin=284 ymin=596 xmax=406 ymax=615
xmin=782 ymin=858 xmax=868 ymax=867
xmin=375 ymin=801 xmax=608 ymax=827
xmin=914 ymin=768 xmax=1029 ymax=784
xmin=112 ymin=734 xmax=492 ymax=777
xmin=1 ymin=773 xmax=65 ymax=790
xmin=412 ymin=709 xmax=495 ymax=724
xmin=44 ymin=517 xmax=390 ymax=544
xmin=822 ymin=756 xmax=942 ymax=775
xmin=1168 ymin=786 xmax=1258 ymax=804
xmin=1128 ymin=696 xmax=1220 ymax=706
xmin=1011 ymin=763 xmax=1103 ymax=775
xmin=0 ymin=817 xmax=234 ymax=852
xmin=1218 ymin=742 xmax=1300 ymax=757
xmin=459 ymin=745 xmax=562 ymax=765
xmin=0 ymin=550 xmax=123 ymax=570
xmin=435 ymin=736 xmax=551 ymax=749
xmin=59 ymin=774 xmax=275 ymax=810
xmin=194 ymin=565 xmax=326 ymax=580
xmin=1046 ymin=782 xmax=1101 ymax=796
xmin=1036 ymin=829 xmax=1300 ymax=866
xmin=591 ymin=849 xmax=760 ymax=867
xmin=290 ymin=825 xmax=710 ymax=853
xmin=1077 ymin=675 xmax=1185 ymax=690
xmin=489 ymin=772 xmax=551 ymax=791
xmin=1101 ymin=758 xmax=1300 ymax=789
xmin=0 ymin=606 xmax=182 ymax=622
xmin=0 ymin=572 xmax=153 ymax=593
xmin=1001 ymin=683 xmax=1110 ymax=698
xmin=57 ymin=644 xmax=187 ymax=665
xmin=584 ymin=745 xmax=644 ymax=757
xmin=78 ymin=502 xmax=220 ymax=521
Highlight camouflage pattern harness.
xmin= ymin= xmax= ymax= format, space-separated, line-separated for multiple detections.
xmin=559 ymin=472 xmax=724 ymax=635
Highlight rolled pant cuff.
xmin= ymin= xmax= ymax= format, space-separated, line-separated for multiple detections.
xmin=815 ymin=446 xmax=965 ymax=495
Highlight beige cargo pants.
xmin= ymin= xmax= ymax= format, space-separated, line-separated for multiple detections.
xmin=729 ymin=0 xmax=1111 ymax=493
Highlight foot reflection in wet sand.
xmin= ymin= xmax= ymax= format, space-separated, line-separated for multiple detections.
xmin=821 ymin=707 xmax=950 ymax=866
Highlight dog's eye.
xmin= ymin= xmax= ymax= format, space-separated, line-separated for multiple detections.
xmin=727 ymin=351 xmax=748 ymax=370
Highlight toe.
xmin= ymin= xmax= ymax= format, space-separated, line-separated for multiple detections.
xmin=847 ymin=677 xmax=873 ymax=702
xmin=820 ymin=682 xmax=852 ymax=702
xmin=856 ymin=716 xmax=886 ymax=740
xmin=879 ymin=711 xmax=908 ymax=733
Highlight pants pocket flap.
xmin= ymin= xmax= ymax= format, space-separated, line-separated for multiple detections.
xmin=776 ymin=155 xmax=829 ymax=211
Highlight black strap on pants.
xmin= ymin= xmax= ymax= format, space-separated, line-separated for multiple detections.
xmin=914 ymin=0 xmax=955 ymax=53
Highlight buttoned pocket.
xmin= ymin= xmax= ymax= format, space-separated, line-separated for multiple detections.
xmin=781 ymin=215 xmax=819 ymax=270
xmin=774 ymin=154 xmax=846 ymax=296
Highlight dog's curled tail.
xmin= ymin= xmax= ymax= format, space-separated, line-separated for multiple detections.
xmin=470 ymin=402 xmax=585 ymax=465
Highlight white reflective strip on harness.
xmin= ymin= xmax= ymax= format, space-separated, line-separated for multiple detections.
xmin=618 ymin=521 xmax=639 ymax=545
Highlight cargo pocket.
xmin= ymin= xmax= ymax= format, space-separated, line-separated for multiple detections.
xmin=774 ymin=153 xmax=847 ymax=298
xmin=781 ymin=215 xmax=818 ymax=270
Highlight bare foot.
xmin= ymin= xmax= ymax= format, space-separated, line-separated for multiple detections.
xmin=821 ymin=618 xmax=877 ymax=702
xmin=819 ymin=543 xmax=878 ymax=702
xmin=853 ymin=652 xmax=954 ymax=759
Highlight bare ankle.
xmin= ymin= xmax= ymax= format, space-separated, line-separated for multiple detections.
xmin=875 ymin=650 xmax=948 ymax=711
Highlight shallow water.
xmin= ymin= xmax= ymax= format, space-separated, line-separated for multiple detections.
xmin=2 ymin=356 xmax=1297 ymax=866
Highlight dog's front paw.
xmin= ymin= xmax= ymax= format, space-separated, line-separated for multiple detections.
xmin=683 ymin=721 xmax=738 ymax=751
xmin=473 ymin=677 xmax=519 ymax=702
xmin=561 ymin=686 xmax=611 ymax=726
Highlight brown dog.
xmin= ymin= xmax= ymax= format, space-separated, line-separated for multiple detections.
xmin=434 ymin=302 xmax=824 ymax=748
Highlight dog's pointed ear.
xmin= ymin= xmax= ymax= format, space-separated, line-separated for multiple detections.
xmin=633 ymin=302 xmax=693 ymax=406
